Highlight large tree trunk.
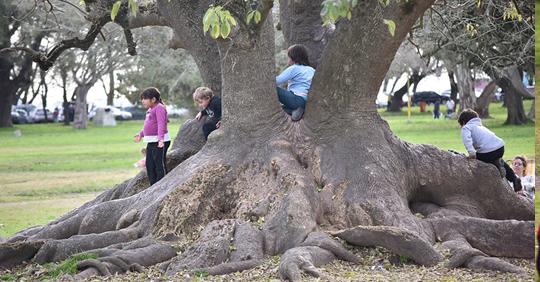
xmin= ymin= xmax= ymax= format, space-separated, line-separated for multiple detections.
xmin=474 ymin=81 xmax=496 ymax=118
xmin=0 ymin=0 xmax=533 ymax=280
xmin=73 ymin=85 xmax=92 ymax=130
xmin=455 ymin=62 xmax=476 ymax=115
xmin=497 ymin=66 xmax=532 ymax=125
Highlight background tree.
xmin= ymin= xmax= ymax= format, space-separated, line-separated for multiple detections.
xmin=426 ymin=0 xmax=535 ymax=124
xmin=0 ymin=0 xmax=533 ymax=280
xmin=0 ymin=0 xmax=46 ymax=127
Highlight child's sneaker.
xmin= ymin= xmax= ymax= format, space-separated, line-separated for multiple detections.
xmin=512 ymin=177 xmax=522 ymax=192
xmin=495 ymin=158 xmax=506 ymax=178
xmin=291 ymin=107 xmax=304 ymax=121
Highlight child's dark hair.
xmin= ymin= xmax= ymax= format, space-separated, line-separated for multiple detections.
xmin=457 ymin=108 xmax=479 ymax=126
xmin=141 ymin=87 xmax=169 ymax=122
xmin=140 ymin=87 xmax=165 ymax=106
xmin=287 ymin=44 xmax=310 ymax=66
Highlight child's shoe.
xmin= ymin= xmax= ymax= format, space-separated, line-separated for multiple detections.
xmin=291 ymin=107 xmax=304 ymax=121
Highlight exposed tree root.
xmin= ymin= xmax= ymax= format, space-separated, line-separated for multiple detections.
xmin=0 ymin=240 xmax=45 ymax=271
xmin=58 ymin=237 xmax=176 ymax=279
xmin=165 ymin=219 xmax=264 ymax=276
xmin=278 ymin=232 xmax=359 ymax=281
xmin=330 ymin=225 xmax=444 ymax=266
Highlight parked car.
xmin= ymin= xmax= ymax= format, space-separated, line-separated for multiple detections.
xmin=11 ymin=110 xmax=20 ymax=124
xmin=166 ymin=105 xmax=189 ymax=118
xmin=441 ymin=90 xmax=460 ymax=103
xmin=88 ymin=106 xmax=132 ymax=121
xmin=123 ymin=105 xmax=147 ymax=120
xmin=15 ymin=104 xmax=36 ymax=123
xmin=14 ymin=109 xmax=29 ymax=124
xmin=412 ymin=91 xmax=447 ymax=105
xmin=34 ymin=109 xmax=54 ymax=123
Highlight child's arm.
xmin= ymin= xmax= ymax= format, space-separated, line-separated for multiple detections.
xmin=276 ymin=66 xmax=294 ymax=85
xmin=156 ymin=106 xmax=168 ymax=148
xmin=134 ymin=131 xmax=143 ymax=143
xmin=460 ymin=128 xmax=476 ymax=158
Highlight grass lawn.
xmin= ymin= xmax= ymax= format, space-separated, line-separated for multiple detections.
xmin=0 ymin=102 xmax=535 ymax=238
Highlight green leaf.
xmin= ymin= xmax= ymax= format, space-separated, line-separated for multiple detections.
xmin=347 ymin=11 xmax=352 ymax=20
xmin=129 ymin=0 xmax=136 ymax=16
xmin=247 ymin=11 xmax=254 ymax=23
xmin=78 ymin=0 xmax=85 ymax=5
xmin=383 ymin=19 xmax=396 ymax=36
xmin=254 ymin=11 xmax=261 ymax=23
xmin=227 ymin=15 xmax=237 ymax=26
xmin=221 ymin=21 xmax=231 ymax=38
xmin=211 ymin=24 xmax=220 ymax=39
xmin=351 ymin=0 xmax=358 ymax=7
xmin=329 ymin=6 xmax=338 ymax=21
xmin=111 ymin=1 xmax=121 ymax=21
xmin=320 ymin=6 xmax=329 ymax=17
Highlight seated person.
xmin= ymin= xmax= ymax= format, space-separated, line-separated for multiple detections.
xmin=510 ymin=155 xmax=534 ymax=200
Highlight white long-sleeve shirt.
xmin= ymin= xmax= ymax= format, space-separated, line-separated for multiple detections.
xmin=461 ymin=118 xmax=504 ymax=155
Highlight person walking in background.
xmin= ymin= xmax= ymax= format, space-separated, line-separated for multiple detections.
xmin=445 ymin=98 xmax=455 ymax=118
xmin=193 ymin=86 xmax=222 ymax=140
xmin=133 ymin=87 xmax=171 ymax=185
xmin=457 ymin=109 xmax=521 ymax=191
xmin=276 ymin=44 xmax=315 ymax=121
xmin=510 ymin=155 xmax=534 ymax=199
xmin=433 ymin=98 xmax=441 ymax=119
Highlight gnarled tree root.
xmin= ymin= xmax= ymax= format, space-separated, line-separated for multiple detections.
xmin=330 ymin=225 xmax=444 ymax=266
xmin=34 ymin=226 xmax=142 ymax=264
xmin=278 ymin=232 xmax=360 ymax=281
xmin=60 ymin=236 xmax=176 ymax=280
xmin=165 ymin=219 xmax=264 ymax=277
xmin=0 ymin=240 xmax=45 ymax=271
xmin=430 ymin=217 xmax=532 ymax=274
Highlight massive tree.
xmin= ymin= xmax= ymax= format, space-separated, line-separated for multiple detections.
xmin=0 ymin=0 xmax=533 ymax=280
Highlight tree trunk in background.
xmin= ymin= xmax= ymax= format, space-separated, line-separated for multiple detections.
xmin=474 ymin=81 xmax=496 ymax=118
xmin=388 ymin=72 xmax=424 ymax=112
xmin=107 ymin=70 xmax=115 ymax=106
xmin=73 ymin=84 xmax=92 ymax=129
xmin=447 ymin=70 xmax=459 ymax=102
xmin=455 ymin=62 xmax=476 ymax=114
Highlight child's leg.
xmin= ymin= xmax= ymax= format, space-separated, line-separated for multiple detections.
xmin=146 ymin=143 xmax=157 ymax=185
xmin=277 ymin=87 xmax=306 ymax=114
xmin=203 ymin=122 xmax=217 ymax=140
xmin=153 ymin=141 xmax=170 ymax=183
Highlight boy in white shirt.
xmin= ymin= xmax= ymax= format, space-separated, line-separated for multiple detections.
xmin=458 ymin=109 xmax=521 ymax=192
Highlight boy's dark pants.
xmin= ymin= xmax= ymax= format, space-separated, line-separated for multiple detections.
xmin=146 ymin=141 xmax=171 ymax=185
xmin=203 ymin=121 xmax=219 ymax=140
xmin=476 ymin=146 xmax=515 ymax=182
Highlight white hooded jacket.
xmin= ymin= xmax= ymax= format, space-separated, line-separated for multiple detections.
xmin=461 ymin=117 xmax=504 ymax=155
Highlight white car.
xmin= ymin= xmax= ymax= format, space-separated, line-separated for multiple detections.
xmin=89 ymin=106 xmax=132 ymax=121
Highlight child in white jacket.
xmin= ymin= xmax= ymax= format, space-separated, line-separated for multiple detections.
xmin=458 ymin=109 xmax=522 ymax=192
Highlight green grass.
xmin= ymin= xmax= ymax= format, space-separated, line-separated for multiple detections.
xmin=0 ymin=119 xmax=184 ymax=236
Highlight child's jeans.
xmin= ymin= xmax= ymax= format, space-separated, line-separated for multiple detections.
xmin=277 ymin=87 xmax=307 ymax=115
xmin=476 ymin=146 xmax=515 ymax=182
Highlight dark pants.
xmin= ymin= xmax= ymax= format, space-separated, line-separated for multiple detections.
xmin=277 ymin=87 xmax=307 ymax=115
xmin=476 ymin=146 xmax=515 ymax=182
xmin=146 ymin=141 xmax=171 ymax=185
xmin=203 ymin=121 xmax=218 ymax=140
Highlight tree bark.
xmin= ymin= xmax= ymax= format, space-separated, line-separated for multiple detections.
xmin=474 ymin=81 xmax=496 ymax=118
xmin=455 ymin=62 xmax=476 ymax=114
xmin=73 ymin=85 xmax=92 ymax=129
